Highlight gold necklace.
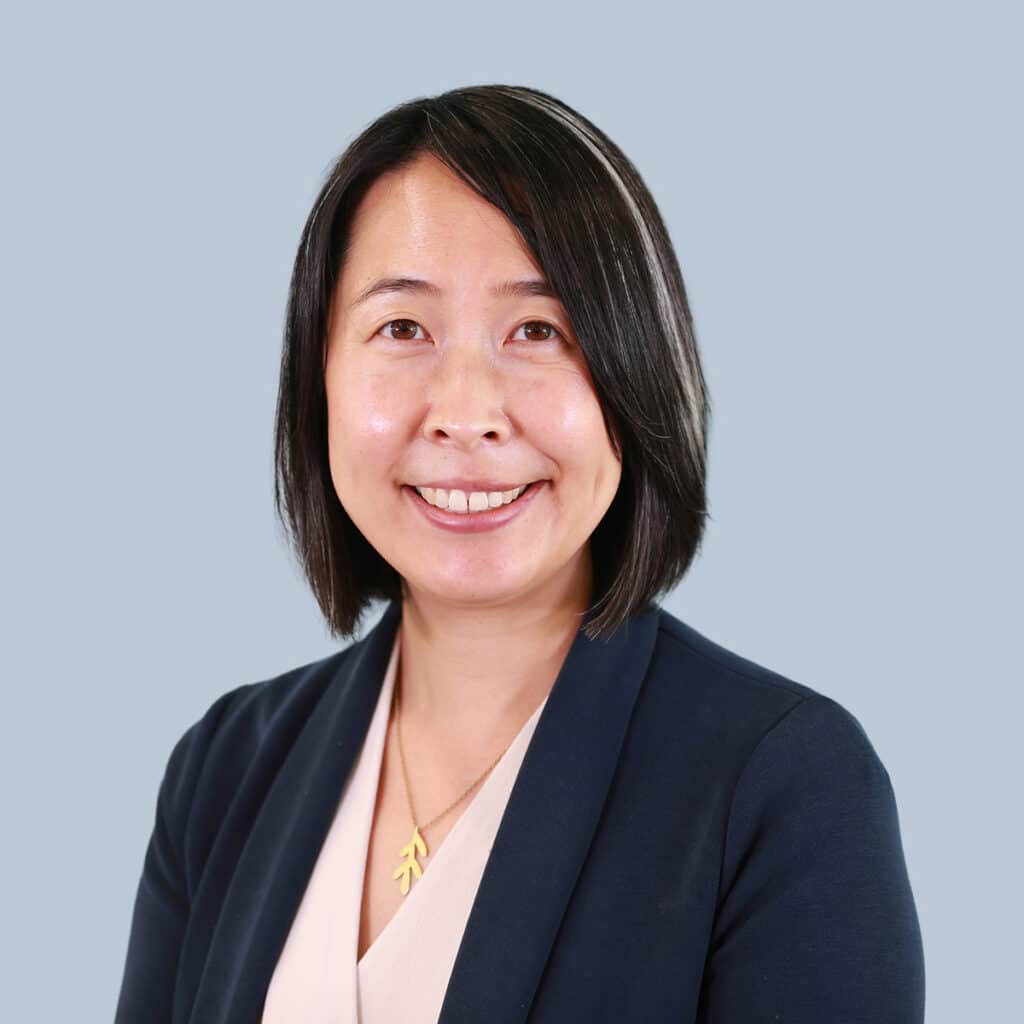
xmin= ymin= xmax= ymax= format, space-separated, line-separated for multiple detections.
xmin=390 ymin=669 xmax=512 ymax=896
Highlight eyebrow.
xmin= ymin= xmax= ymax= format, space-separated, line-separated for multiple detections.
xmin=350 ymin=275 xmax=557 ymax=309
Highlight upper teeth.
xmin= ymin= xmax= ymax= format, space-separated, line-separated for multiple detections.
xmin=414 ymin=484 xmax=529 ymax=513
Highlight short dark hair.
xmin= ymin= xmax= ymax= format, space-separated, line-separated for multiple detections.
xmin=273 ymin=84 xmax=711 ymax=642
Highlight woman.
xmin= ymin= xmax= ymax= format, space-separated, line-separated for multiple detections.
xmin=115 ymin=85 xmax=925 ymax=1023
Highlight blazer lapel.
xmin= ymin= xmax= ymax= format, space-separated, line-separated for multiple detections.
xmin=193 ymin=598 xmax=402 ymax=1024
xmin=437 ymin=599 xmax=661 ymax=1024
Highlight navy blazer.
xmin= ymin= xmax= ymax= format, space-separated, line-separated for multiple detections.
xmin=115 ymin=598 xmax=925 ymax=1022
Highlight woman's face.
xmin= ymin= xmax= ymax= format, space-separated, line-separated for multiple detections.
xmin=325 ymin=152 xmax=622 ymax=613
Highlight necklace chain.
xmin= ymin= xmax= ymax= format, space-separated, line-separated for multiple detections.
xmin=392 ymin=668 xmax=512 ymax=835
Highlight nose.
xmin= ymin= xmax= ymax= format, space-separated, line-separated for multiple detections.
xmin=421 ymin=343 xmax=512 ymax=449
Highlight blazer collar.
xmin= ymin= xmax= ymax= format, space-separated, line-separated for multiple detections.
xmin=199 ymin=596 xmax=661 ymax=1024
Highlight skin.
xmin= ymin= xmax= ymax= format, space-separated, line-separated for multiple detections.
xmin=324 ymin=151 xmax=622 ymax=775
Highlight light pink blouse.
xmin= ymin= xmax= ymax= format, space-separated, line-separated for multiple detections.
xmin=262 ymin=625 xmax=549 ymax=1023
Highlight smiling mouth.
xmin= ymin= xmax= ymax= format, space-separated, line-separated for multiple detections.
xmin=413 ymin=482 xmax=534 ymax=512
xmin=409 ymin=481 xmax=542 ymax=514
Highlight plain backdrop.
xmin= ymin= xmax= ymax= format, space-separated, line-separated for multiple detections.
xmin=2 ymin=2 xmax=1020 ymax=1020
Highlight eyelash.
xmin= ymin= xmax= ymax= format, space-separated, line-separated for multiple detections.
xmin=373 ymin=319 xmax=565 ymax=344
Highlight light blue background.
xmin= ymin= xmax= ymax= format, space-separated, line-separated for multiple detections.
xmin=2 ymin=2 xmax=1019 ymax=1020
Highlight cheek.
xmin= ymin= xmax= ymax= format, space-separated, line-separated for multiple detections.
xmin=325 ymin=360 xmax=412 ymax=488
xmin=528 ymin=370 xmax=616 ymax=472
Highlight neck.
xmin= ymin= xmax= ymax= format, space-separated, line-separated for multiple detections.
xmin=395 ymin=561 xmax=593 ymax=750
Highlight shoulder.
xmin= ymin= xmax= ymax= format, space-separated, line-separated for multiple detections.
xmin=646 ymin=605 xmax=890 ymax=790
xmin=178 ymin=641 xmax=357 ymax=761
xmin=153 ymin=639 xmax=364 ymax=874
xmin=653 ymin=605 xmax=822 ymax=705
xmin=647 ymin=606 xmax=910 ymax=911
xmin=193 ymin=643 xmax=358 ymax=758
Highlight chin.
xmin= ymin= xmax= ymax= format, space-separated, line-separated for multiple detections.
xmin=406 ymin=569 xmax=533 ymax=608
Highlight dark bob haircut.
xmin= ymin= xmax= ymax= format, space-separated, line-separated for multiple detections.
xmin=273 ymin=84 xmax=711 ymax=642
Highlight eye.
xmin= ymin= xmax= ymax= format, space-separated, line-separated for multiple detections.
xmin=511 ymin=320 xmax=564 ymax=343
xmin=375 ymin=318 xmax=428 ymax=342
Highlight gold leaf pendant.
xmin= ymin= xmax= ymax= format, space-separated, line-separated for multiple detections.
xmin=392 ymin=825 xmax=428 ymax=896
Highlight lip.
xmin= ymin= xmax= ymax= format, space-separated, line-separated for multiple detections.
xmin=404 ymin=480 xmax=546 ymax=534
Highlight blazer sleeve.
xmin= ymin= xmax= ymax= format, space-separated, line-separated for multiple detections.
xmin=113 ymin=688 xmax=242 ymax=1024
xmin=696 ymin=694 xmax=926 ymax=1023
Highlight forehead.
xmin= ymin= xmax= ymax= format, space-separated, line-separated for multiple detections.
xmin=339 ymin=154 xmax=540 ymax=295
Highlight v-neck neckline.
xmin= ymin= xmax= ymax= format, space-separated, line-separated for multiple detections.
xmin=355 ymin=627 xmax=549 ymax=970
